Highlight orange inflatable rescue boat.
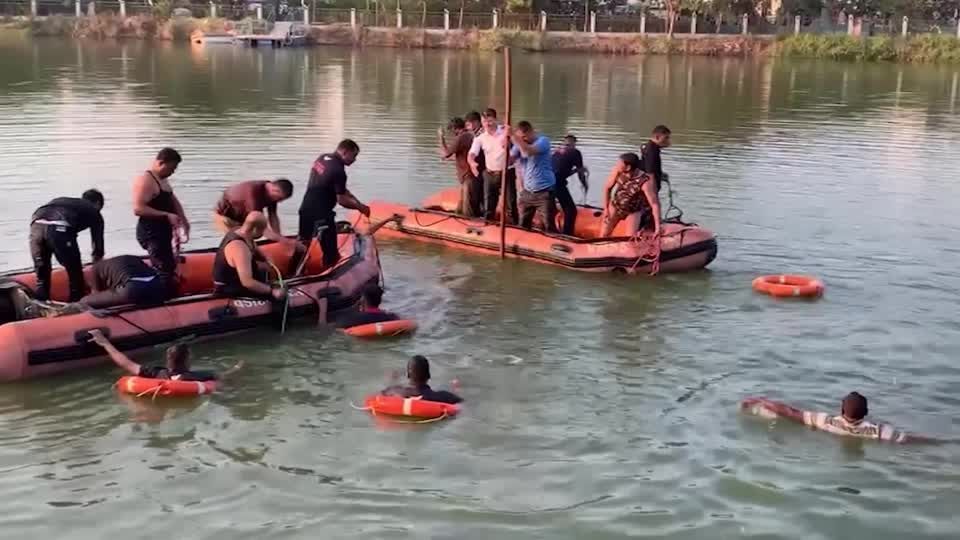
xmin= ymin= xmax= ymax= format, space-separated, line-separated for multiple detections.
xmin=0 ymin=224 xmax=382 ymax=381
xmin=352 ymin=188 xmax=717 ymax=274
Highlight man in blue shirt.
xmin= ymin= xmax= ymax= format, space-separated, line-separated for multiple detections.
xmin=509 ymin=121 xmax=557 ymax=232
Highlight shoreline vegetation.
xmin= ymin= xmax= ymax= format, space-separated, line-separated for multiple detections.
xmin=2 ymin=15 xmax=960 ymax=62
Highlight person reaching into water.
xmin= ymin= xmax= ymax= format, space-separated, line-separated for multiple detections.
xmin=381 ymin=355 xmax=462 ymax=405
xmin=640 ymin=125 xmax=671 ymax=192
xmin=88 ymin=329 xmax=242 ymax=382
xmin=78 ymin=255 xmax=168 ymax=309
xmin=132 ymin=148 xmax=189 ymax=297
xmin=213 ymin=211 xmax=286 ymax=301
xmin=599 ymin=153 xmax=662 ymax=238
xmin=741 ymin=392 xmax=937 ymax=444
xmin=29 ymin=189 xmax=105 ymax=302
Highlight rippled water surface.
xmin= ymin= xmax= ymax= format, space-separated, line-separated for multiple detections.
xmin=1 ymin=35 xmax=960 ymax=539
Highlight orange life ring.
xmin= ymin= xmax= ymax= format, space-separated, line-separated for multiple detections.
xmin=342 ymin=319 xmax=418 ymax=338
xmin=752 ymin=275 xmax=824 ymax=298
xmin=116 ymin=376 xmax=217 ymax=397
xmin=363 ymin=394 xmax=459 ymax=420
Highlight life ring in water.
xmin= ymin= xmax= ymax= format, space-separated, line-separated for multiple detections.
xmin=752 ymin=275 xmax=824 ymax=298
xmin=116 ymin=376 xmax=217 ymax=398
xmin=362 ymin=394 xmax=459 ymax=421
xmin=342 ymin=319 xmax=418 ymax=338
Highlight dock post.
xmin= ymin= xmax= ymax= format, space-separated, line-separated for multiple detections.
xmin=741 ymin=13 xmax=748 ymax=34
xmin=492 ymin=8 xmax=498 ymax=29
xmin=30 ymin=0 xmax=37 ymax=17
xmin=794 ymin=15 xmax=800 ymax=35
xmin=75 ymin=0 xmax=80 ymax=17
xmin=443 ymin=8 xmax=449 ymax=30
xmin=539 ymin=10 xmax=546 ymax=32
xmin=691 ymin=12 xmax=697 ymax=34
xmin=902 ymin=16 xmax=908 ymax=37
xmin=256 ymin=4 xmax=262 ymax=19
xmin=207 ymin=1 xmax=214 ymax=18
xmin=590 ymin=11 xmax=596 ymax=33
xmin=351 ymin=8 xmax=356 ymax=28
xmin=303 ymin=5 xmax=309 ymax=24
xmin=640 ymin=13 xmax=646 ymax=35
xmin=396 ymin=8 xmax=402 ymax=28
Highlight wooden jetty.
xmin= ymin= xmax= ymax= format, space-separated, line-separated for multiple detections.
xmin=235 ymin=22 xmax=309 ymax=48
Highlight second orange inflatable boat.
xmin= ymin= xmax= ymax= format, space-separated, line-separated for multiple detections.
xmin=353 ymin=189 xmax=717 ymax=274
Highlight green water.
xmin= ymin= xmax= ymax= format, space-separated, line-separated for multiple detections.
xmin=1 ymin=36 xmax=959 ymax=539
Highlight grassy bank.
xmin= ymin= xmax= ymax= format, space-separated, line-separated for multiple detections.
xmin=18 ymin=14 xmax=235 ymax=41
xmin=777 ymin=34 xmax=960 ymax=62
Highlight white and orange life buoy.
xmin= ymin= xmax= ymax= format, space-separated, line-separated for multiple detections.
xmin=342 ymin=319 xmax=418 ymax=338
xmin=752 ymin=275 xmax=824 ymax=298
xmin=117 ymin=376 xmax=217 ymax=398
xmin=362 ymin=394 xmax=459 ymax=421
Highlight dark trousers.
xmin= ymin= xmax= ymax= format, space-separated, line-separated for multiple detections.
xmin=137 ymin=228 xmax=176 ymax=297
xmin=458 ymin=175 xmax=483 ymax=218
xmin=295 ymin=211 xmax=339 ymax=270
xmin=29 ymin=223 xmax=84 ymax=301
xmin=80 ymin=279 xmax=167 ymax=309
xmin=482 ymin=169 xmax=518 ymax=225
xmin=555 ymin=179 xmax=578 ymax=236
xmin=519 ymin=189 xmax=557 ymax=233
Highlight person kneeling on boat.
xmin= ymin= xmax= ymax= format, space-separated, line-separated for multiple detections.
xmin=599 ymin=153 xmax=662 ymax=238
xmin=335 ymin=284 xmax=400 ymax=329
xmin=381 ymin=355 xmax=462 ymax=405
xmin=741 ymin=392 xmax=936 ymax=444
xmin=78 ymin=255 xmax=168 ymax=309
xmin=88 ymin=329 xmax=242 ymax=382
xmin=213 ymin=211 xmax=286 ymax=301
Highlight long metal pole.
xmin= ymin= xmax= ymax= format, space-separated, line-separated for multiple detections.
xmin=499 ymin=47 xmax=512 ymax=259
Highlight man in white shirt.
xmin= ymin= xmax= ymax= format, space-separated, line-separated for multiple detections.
xmin=469 ymin=108 xmax=518 ymax=225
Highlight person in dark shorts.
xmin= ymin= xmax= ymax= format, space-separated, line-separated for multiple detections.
xmin=381 ymin=355 xmax=463 ymax=405
xmin=295 ymin=139 xmax=369 ymax=272
xmin=88 ymin=329 xmax=242 ymax=382
xmin=439 ymin=117 xmax=482 ymax=218
xmin=213 ymin=178 xmax=295 ymax=243
xmin=334 ymin=284 xmax=401 ymax=329
xmin=469 ymin=108 xmax=518 ymax=224
xmin=599 ymin=153 xmax=661 ymax=238
xmin=29 ymin=189 xmax=105 ymax=301
xmin=132 ymin=148 xmax=189 ymax=297
xmin=213 ymin=212 xmax=286 ymax=300
xmin=508 ymin=121 xmax=556 ymax=232
xmin=640 ymin=125 xmax=671 ymax=192
xmin=79 ymin=255 xmax=167 ymax=309
xmin=552 ymin=134 xmax=589 ymax=236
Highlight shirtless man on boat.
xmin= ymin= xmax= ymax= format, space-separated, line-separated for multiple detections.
xmin=213 ymin=178 xmax=296 ymax=244
xmin=381 ymin=355 xmax=463 ymax=405
xmin=213 ymin=211 xmax=286 ymax=301
xmin=741 ymin=392 xmax=938 ymax=444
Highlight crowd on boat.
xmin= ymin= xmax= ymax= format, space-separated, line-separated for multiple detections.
xmin=436 ymin=107 xmax=673 ymax=240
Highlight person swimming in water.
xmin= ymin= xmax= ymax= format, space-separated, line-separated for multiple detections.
xmin=335 ymin=284 xmax=401 ymax=329
xmin=741 ymin=392 xmax=935 ymax=444
xmin=381 ymin=355 xmax=462 ymax=405
xmin=88 ymin=329 xmax=242 ymax=382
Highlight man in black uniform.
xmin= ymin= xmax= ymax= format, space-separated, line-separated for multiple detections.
xmin=640 ymin=125 xmax=671 ymax=192
xmin=294 ymin=139 xmax=370 ymax=271
xmin=29 ymin=189 xmax=105 ymax=302
xmin=552 ymin=134 xmax=589 ymax=236
xmin=79 ymin=255 xmax=167 ymax=309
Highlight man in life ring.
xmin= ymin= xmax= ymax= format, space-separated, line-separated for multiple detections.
xmin=334 ymin=284 xmax=400 ymax=330
xmin=88 ymin=329 xmax=242 ymax=382
xmin=381 ymin=355 xmax=463 ymax=405
xmin=741 ymin=392 xmax=937 ymax=444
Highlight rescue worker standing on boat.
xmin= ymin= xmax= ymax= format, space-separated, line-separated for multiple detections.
xmin=552 ymin=134 xmax=589 ymax=236
xmin=213 ymin=211 xmax=286 ymax=301
xmin=132 ymin=148 xmax=189 ymax=298
xmin=213 ymin=178 xmax=295 ymax=243
xmin=294 ymin=139 xmax=368 ymax=273
xmin=640 ymin=125 xmax=671 ymax=192
xmin=29 ymin=189 xmax=105 ymax=302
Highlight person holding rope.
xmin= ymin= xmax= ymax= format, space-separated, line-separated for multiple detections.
xmin=292 ymin=139 xmax=368 ymax=274
xmin=599 ymin=153 xmax=661 ymax=239
xmin=381 ymin=355 xmax=462 ymax=405
xmin=132 ymin=148 xmax=189 ymax=298
xmin=213 ymin=212 xmax=286 ymax=301
xmin=88 ymin=329 xmax=242 ymax=382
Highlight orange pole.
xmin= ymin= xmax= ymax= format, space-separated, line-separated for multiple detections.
xmin=499 ymin=47 xmax=512 ymax=259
